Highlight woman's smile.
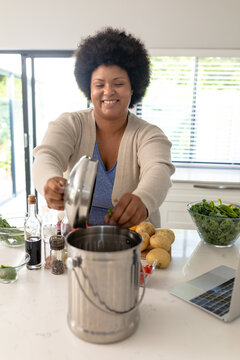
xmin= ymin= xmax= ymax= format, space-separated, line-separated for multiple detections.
xmin=102 ymin=100 xmax=118 ymax=104
xmin=101 ymin=99 xmax=119 ymax=109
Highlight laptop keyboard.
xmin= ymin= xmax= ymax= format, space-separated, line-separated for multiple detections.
xmin=190 ymin=278 xmax=235 ymax=317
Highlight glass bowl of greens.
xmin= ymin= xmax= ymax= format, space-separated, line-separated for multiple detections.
xmin=187 ymin=199 xmax=240 ymax=247
xmin=0 ymin=214 xmax=25 ymax=247
xmin=0 ymin=246 xmax=30 ymax=284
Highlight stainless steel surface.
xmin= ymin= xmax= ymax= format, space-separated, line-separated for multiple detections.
xmin=64 ymin=155 xmax=98 ymax=228
xmin=193 ymin=184 xmax=240 ymax=190
xmin=66 ymin=226 xmax=143 ymax=344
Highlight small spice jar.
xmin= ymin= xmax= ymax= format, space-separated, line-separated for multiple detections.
xmin=49 ymin=235 xmax=65 ymax=275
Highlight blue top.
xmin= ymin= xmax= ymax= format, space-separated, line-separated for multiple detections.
xmin=88 ymin=141 xmax=117 ymax=225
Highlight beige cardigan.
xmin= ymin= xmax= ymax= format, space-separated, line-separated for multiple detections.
xmin=33 ymin=109 xmax=175 ymax=226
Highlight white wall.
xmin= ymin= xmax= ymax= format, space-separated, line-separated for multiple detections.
xmin=1 ymin=0 xmax=240 ymax=51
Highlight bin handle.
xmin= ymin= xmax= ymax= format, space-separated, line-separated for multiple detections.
xmin=66 ymin=257 xmax=146 ymax=316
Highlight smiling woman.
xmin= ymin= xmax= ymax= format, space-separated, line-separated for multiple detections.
xmin=32 ymin=27 xmax=175 ymax=228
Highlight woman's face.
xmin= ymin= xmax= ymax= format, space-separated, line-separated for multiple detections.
xmin=90 ymin=65 xmax=132 ymax=122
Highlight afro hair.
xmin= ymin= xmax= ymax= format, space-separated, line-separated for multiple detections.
xmin=74 ymin=27 xmax=150 ymax=108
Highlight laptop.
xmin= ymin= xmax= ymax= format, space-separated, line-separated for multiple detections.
xmin=170 ymin=254 xmax=240 ymax=322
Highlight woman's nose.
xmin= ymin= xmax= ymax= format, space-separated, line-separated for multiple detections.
xmin=104 ymin=84 xmax=115 ymax=95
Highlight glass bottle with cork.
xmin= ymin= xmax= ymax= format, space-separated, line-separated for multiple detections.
xmin=24 ymin=194 xmax=42 ymax=270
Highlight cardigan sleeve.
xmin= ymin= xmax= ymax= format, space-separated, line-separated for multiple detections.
xmin=32 ymin=112 xmax=82 ymax=196
xmin=132 ymin=123 xmax=175 ymax=218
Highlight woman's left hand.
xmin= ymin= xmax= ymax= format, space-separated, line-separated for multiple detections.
xmin=104 ymin=193 xmax=148 ymax=228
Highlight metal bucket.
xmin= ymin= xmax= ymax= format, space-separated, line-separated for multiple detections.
xmin=66 ymin=225 xmax=145 ymax=344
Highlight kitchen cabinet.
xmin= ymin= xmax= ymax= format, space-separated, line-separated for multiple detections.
xmin=160 ymin=181 xmax=240 ymax=229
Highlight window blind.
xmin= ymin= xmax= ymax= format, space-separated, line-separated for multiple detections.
xmin=137 ymin=57 xmax=240 ymax=167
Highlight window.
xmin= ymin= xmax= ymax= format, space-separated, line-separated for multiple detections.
xmin=33 ymin=57 xmax=88 ymax=145
xmin=0 ymin=55 xmax=25 ymax=206
xmin=137 ymin=56 xmax=240 ymax=167
xmin=0 ymin=52 xmax=88 ymax=214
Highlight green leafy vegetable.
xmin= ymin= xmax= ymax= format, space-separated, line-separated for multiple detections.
xmin=107 ymin=209 xmax=113 ymax=216
xmin=189 ymin=199 xmax=240 ymax=246
xmin=0 ymin=216 xmax=11 ymax=228
xmin=0 ymin=265 xmax=17 ymax=281
xmin=0 ymin=215 xmax=24 ymax=246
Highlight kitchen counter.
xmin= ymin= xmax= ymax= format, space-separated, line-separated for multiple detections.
xmin=1 ymin=229 xmax=240 ymax=360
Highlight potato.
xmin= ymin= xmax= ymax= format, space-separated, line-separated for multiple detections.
xmin=139 ymin=231 xmax=150 ymax=251
xmin=146 ymin=248 xmax=171 ymax=269
xmin=150 ymin=234 xmax=171 ymax=251
xmin=155 ymin=229 xmax=175 ymax=244
xmin=135 ymin=221 xmax=155 ymax=237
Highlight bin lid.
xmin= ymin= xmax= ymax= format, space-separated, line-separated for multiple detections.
xmin=64 ymin=155 xmax=98 ymax=228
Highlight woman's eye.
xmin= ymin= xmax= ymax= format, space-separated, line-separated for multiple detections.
xmin=115 ymin=83 xmax=123 ymax=86
xmin=95 ymin=84 xmax=104 ymax=88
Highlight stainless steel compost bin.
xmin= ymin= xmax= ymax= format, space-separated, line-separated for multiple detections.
xmin=66 ymin=225 xmax=144 ymax=344
xmin=64 ymin=155 xmax=146 ymax=343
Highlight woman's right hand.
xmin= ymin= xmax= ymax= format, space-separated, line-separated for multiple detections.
xmin=44 ymin=176 xmax=67 ymax=210
xmin=104 ymin=193 xmax=148 ymax=229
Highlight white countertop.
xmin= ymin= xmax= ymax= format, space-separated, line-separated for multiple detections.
xmin=1 ymin=229 xmax=240 ymax=360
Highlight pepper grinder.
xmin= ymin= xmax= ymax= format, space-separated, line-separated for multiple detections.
xmin=49 ymin=235 xmax=65 ymax=275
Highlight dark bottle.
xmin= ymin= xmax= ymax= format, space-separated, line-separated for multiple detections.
xmin=24 ymin=194 xmax=42 ymax=270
